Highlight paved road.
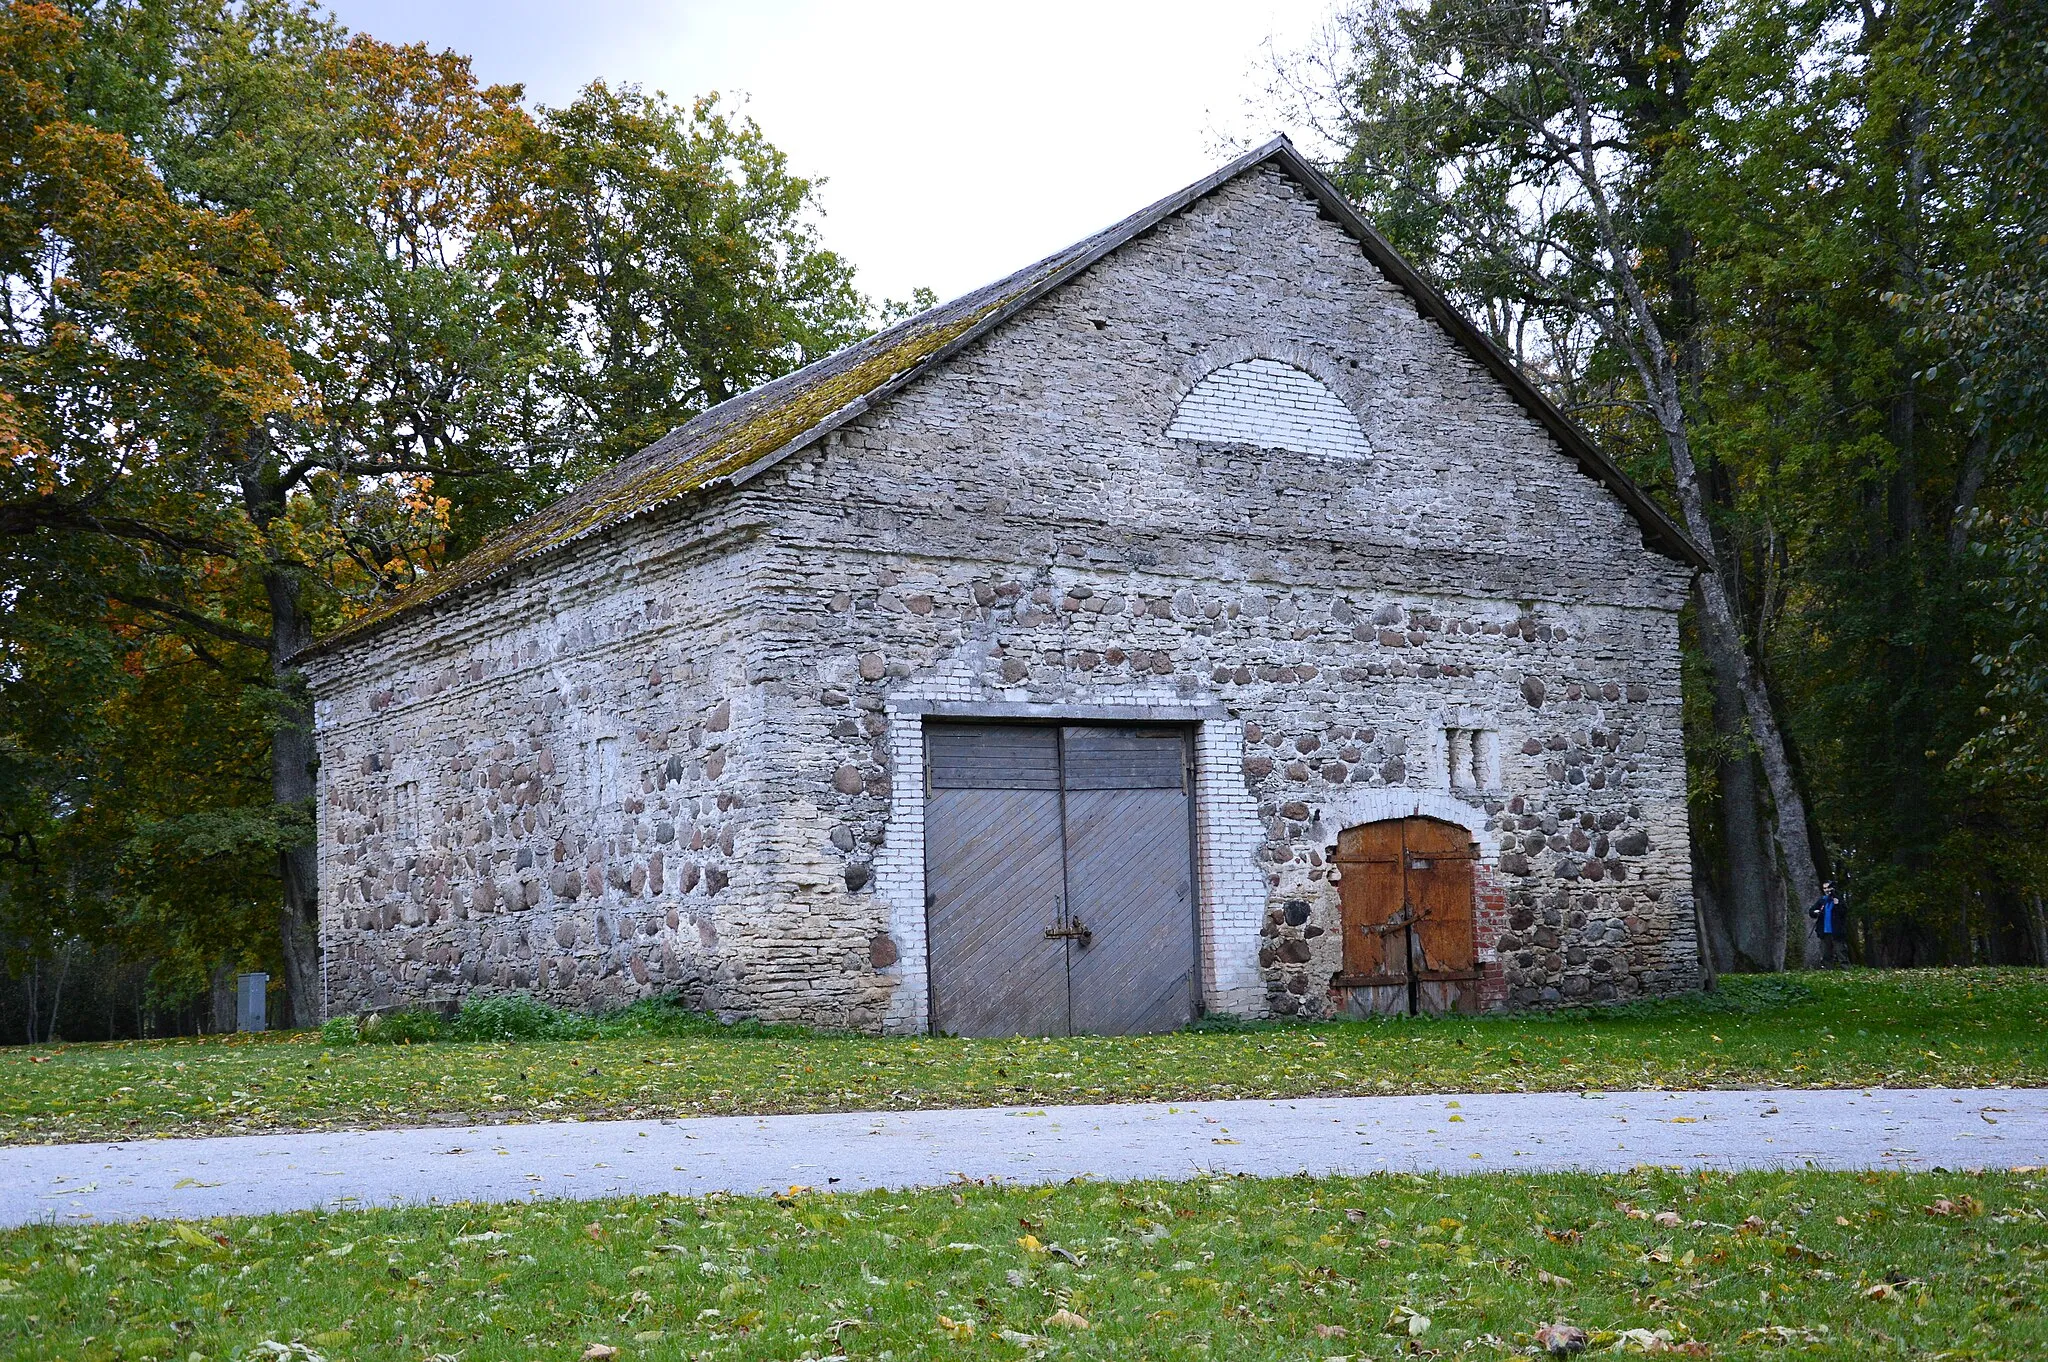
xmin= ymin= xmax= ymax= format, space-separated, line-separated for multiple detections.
xmin=5 ymin=1087 xmax=2042 ymax=1228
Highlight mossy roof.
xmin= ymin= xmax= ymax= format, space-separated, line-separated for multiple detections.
xmin=305 ymin=138 xmax=1702 ymax=659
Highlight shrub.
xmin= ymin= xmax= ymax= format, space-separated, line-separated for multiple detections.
xmin=356 ymin=1008 xmax=447 ymax=1044
xmin=587 ymin=995 xmax=808 ymax=1039
xmin=321 ymin=992 xmax=813 ymax=1046
xmin=448 ymin=993 xmax=594 ymax=1042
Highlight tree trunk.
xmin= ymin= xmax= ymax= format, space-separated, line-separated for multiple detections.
xmin=44 ymin=943 xmax=71 ymax=1043
xmin=266 ymin=563 xmax=322 ymax=1028
xmin=1692 ymin=877 xmax=1719 ymax=993
xmin=1948 ymin=428 xmax=1992 ymax=561
xmin=210 ymin=963 xmax=237 ymax=1034
xmin=1563 ymin=83 xmax=1828 ymax=969
xmin=1701 ymin=578 xmax=1823 ymax=967
xmin=1699 ymin=605 xmax=1787 ymax=969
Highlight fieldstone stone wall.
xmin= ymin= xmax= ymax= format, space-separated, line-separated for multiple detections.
xmin=307 ymin=163 xmax=1698 ymax=1029
xmin=304 ymin=506 xmax=798 ymax=1020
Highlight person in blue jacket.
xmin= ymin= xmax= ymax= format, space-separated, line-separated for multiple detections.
xmin=1809 ymin=881 xmax=1848 ymax=967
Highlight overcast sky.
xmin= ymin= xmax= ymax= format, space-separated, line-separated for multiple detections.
xmin=321 ymin=0 xmax=1339 ymax=305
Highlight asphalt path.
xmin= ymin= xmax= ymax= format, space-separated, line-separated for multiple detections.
xmin=4 ymin=1086 xmax=2042 ymax=1227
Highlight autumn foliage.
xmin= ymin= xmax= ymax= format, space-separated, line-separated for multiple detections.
xmin=0 ymin=0 xmax=876 ymax=1038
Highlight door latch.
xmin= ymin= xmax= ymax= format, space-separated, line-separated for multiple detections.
xmin=1365 ymin=907 xmax=1415 ymax=936
xmin=1045 ymin=917 xmax=1093 ymax=947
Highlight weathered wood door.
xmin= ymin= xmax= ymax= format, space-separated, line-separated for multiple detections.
xmin=925 ymin=724 xmax=1198 ymax=1036
xmin=1332 ymin=817 xmax=1479 ymax=1015
xmin=924 ymin=726 xmax=1070 ymax=1037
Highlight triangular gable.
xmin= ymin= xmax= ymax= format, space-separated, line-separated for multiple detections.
xmin=307 ymin=137 xmax=1703 ymax=658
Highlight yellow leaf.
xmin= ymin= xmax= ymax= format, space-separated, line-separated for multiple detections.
xmin=937 ymin=1314 xmax=976 ymax=1340
xmin=170 ymin=1224 xmax=224 ymax=1253
xmin=1018 ymin=1234 xmax=1044 ymax=1253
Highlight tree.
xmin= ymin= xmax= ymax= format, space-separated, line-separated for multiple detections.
xmin=0 ymin=0 xmax=300 ymax=1030
xmin=3 ymin=0 xmax=888 ymax=1028
xmin=1296 ymin=0 xmax=1831 ymax=966
xmin=1285 ymin=0 xmax=2044 ymax=968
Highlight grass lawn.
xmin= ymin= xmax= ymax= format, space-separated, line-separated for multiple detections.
xmin=4 ymin=1168 xmax=2044 ymax=1360
xmin=2 ymin=969 xmax=2042 ymax=1147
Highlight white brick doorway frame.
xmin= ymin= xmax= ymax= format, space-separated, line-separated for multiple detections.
xmin=874 ymin=700 xmax=1268 ymax=1034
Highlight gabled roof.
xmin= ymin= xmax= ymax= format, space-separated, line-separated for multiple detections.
xmin=306 ymin=137 xmax=1703 ymax=659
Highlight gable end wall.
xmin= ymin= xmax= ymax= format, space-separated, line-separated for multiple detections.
xmin=744 ymin=167 xmax=1698 ymax=1028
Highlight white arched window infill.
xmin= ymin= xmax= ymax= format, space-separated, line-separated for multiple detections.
xmin=1166 ymin=358 xmax=1369 ymax=459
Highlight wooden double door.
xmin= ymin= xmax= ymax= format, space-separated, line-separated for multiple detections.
xmin=924 ymin=723 xmax=1199 ymax=1037
xmin=1332 ymin=817 xmax=1481 ymax=1015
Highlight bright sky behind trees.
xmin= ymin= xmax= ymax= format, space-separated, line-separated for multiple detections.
xmin=322 ymin=0 xmax=1335 ymax=303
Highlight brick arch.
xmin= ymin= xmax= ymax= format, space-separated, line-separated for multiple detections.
xmin=1169 ymin=336 xmax=1361 ymax=404
xmin=1303 ymin=787 xmax=1499 ymax=856
xmin=1165 ymin=355 xmax=1371 ymax=460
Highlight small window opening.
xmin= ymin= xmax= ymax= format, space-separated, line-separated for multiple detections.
xmin=395 ymin=781 xmax=420 ymax=841
xmin=592 ymin=737 xmax=622 ymax=809
xmin=1446 ymin=728 xmax=1501 ymax=791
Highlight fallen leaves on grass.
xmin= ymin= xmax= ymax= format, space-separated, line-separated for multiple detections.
xmin=1613 ymin=1327 xmax=1708 ymax=1354
xmin=1923 ymin=1195 xmax=1982 ymax=1218
xmin=7 ymin=970 xmax=2045 ymax=1146
xmin=1535 ymin=1320 xmax=1589 ymax=1355
xmin=580 ymin=1345 xmax=617 ymax=1360
xmin=1386 ymin=1304 xmax=1431 ymax=1336
xmin=6 ymin=1166 xmax=2042 ymax=1361
xmin=169 ymin=1222 xmax=227 ymax=1252
xmin=1043 ymin=1308 xmax=1090 ymax=1330
xmin=1863 ymin=1275 xmax=1923 ymax=1301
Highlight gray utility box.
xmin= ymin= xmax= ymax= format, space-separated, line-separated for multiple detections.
xmin=236 ymin=972 xmax=269 ymax=1033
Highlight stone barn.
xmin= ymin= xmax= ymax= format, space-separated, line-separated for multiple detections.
xmin=302 ymin=138 xmax=1707 ymax=1035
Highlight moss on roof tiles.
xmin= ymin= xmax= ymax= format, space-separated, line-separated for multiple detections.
xmin=315 ymin=286 xmax=1025 ymax=651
